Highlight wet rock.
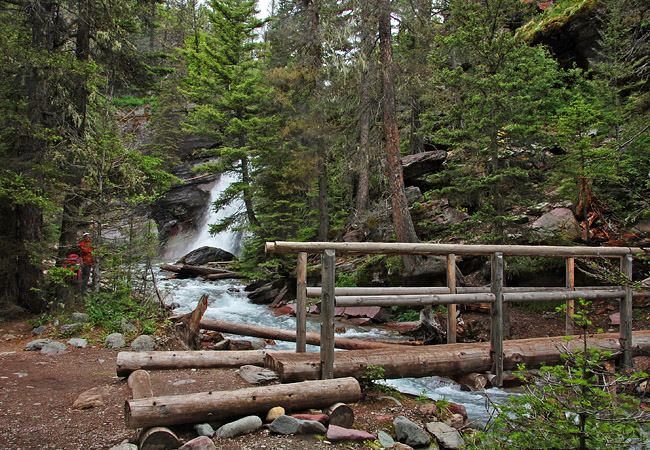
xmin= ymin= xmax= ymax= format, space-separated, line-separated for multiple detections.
xmin=215 ymin=415 xmax=263 ymax=438
xmin=131 ymin=335 xmax=155 ymax=352
xmin=426 ymin=421 xmax=465 ymax=449
xmin=296 ymin=419 xmax=327 ymax=435
xmin=326 ymin=424 xmax=376 ymax=442
xmin=180 ymin=435 xmax=216 ymax=450
xmin=177 ymin=246 xmax=235 ymax=265
xmin=104 ymin=333 xmax=126 ymax=349
xmin=394 ymin=415 xmax=431 ymax=448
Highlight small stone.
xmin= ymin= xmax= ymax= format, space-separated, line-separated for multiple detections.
xmin=444 ymin=413 xmax=465 ymax=429
xmin=67 ymin=338 xmax=87 ymax=348
xmin=180 ymin=435 xmax=216 ymax=450
xmin=31 ymin=325 xmax=47 ymax=336
xmin=426 ymin=421 xmax=465 ymax=450
xmin=60 ymin=323 xmax=82 ymax=334
xmin=215 ymin=415 xmax=263 ymax=438
xmin=296 ymin=419 xmax=327 ymax=435
xmin=378 ymin=430 xmax=395 ymax=448
xmin=194 ymin=423 xmax=215 ymax=437
xmin=269 ymin=415 xmax=300 ymax=435
xmin=107 ymin=441 xmax=138 ymax=450
xmin=24 ymin=338 xmax=51 ymax=351
xmin=326 ymin=425 xmax=376 ymax=442
xmin=265 ymin=406 xmax=285 ymax=423
xmin=291 ymin=413 xmax=329 ymax=425
xmin=40 ymin=341 xmax=67 ymax=355
xmin=104 ymin=333 xmax=125 ymax=349
xmin=72 ymin=386 xmax=109 ymax=409
xmin=70 ymin=312 xmax=90 ymax=323
xmin=120 ymin=318 xmax=138 ymax=334
xmin=394 ymin=416 xmax=431 ymax=448
xmin=389 ymin=443 xmax=415 ymax=450
xmin=239 ymin=365 xmax=279 ymax=384
xmin=172 ymin=379 xmax=196 ymax=386
xmin=131 ymin=334 xmax=155 ymax=351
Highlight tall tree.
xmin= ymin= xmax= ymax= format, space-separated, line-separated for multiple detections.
xmin=378 ymin=0 xmax=419 ymax=271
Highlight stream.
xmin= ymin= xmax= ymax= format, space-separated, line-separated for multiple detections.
xmin=157 ymin=174 xmax=516 ymax=427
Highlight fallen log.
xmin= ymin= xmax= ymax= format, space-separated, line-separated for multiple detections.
xmin=264 ymin=331 xmax=650 ymax=383
xmin=125 ymin=377 xmax=361 ymax=429
xmin=116 ymin=350 xmax=270 ymax=378
xmin=200 ymin=318 xmax=400 ymax=350
xmin=126 ymin=370 xmax=181 ymax=450
xmin=160 ymin=264 xmax=230 ymax=278
xmin=203 ymin=271 xmax=246 ymax=281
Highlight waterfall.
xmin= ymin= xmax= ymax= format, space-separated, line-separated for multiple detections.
xmin=162 ymin=172 xmax=244 ymax=259
xmin=191 ymin=172 xmax=244 ymax=255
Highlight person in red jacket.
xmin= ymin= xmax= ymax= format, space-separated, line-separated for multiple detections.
xmin=79 ymin=232 xmax=93 ymax=292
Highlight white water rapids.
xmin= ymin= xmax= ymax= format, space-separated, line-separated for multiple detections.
xmin=157 ymin=173 xmax=515 ymax=426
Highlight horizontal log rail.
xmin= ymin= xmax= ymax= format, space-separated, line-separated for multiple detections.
xmin=266 ymin=241 xmax=644 ymax=257
xmin=266 ymin=241 xmax=647 ymax=386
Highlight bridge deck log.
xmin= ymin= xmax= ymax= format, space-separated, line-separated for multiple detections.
xmin=264 ymin=331 xmax=650 ymax=383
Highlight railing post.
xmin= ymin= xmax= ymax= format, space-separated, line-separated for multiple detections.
xmin=321 ymin=249 xmax=336 ymax=379
xmin=491 ymin=252 xmax=504 ymax=387
xmin=296 ymin=252 xmax=308 ymax=353
xmin=447 ymin=253 xmax=457 ymax=344
xmin=565 ymin=257 xmax=575 ymax=336
xmin=621 ymin=254 xmax=633 ymax=367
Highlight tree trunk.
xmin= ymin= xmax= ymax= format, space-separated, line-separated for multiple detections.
xmin=125 ymin=377 xmax=361 ymax=429
xmin=378 ymin=0 xmax=419 ymax=273
xmin=264 ymin=331 xmax=650 ymax=383
xmin=116 ymin=350 xmax=270 ymax=378
xmin=355 ymin=0 xmax=375 ymax=215
xmin=173 ymin=294 xmax=209 ymax=349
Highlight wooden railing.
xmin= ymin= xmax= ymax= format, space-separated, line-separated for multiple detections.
xmin=265 ymin=241 xmax=647 ymax=385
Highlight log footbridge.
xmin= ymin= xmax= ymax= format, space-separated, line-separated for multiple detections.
xmin=263 ymin=241 xmax=650 ymax=386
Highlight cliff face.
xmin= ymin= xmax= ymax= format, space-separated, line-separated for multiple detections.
xmin=518 ymin=0 xmax=603 ymax=69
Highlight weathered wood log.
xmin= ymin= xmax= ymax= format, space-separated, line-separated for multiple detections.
xmin=125 ymin=377 xmax=361 ymax=429
xmin=126 ymin=370 xmax=181 ymax=450
xmin=324 ymin=402 xmax=354 ymax=428
xmin=264 ymin=331 xmax=650 ymax=383
xmin=116 ymin=350 xmax=270 ymax=377
xmin=203 ymin=271 xmax=246 ymax=280
xmin=161 ymin=264 xmax=230 ymax=278
xmin=174 ymin=294 xmax=209 ymax=350
xmin=453 ymin=373 xmax=488 ymax=391
xmin=127 ymin=370 xmax=153 ymax=398
xmin=199 ymin=318 xmax=399 ymax=350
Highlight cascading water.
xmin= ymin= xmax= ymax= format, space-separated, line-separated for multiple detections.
xmin=158 ymin=173 xmax=515 ymax=427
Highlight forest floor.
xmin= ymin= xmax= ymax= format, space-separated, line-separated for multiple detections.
xmin=1 ymin=297 xmax=649 ymax=450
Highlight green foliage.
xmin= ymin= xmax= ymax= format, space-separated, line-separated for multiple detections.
xmin=470 ymin=299 xmax=650 ymax=450
xmin=335 ymin=272 xmax=358 ymax=288
xmin=391 ymin=306 xmax=420 ymax=322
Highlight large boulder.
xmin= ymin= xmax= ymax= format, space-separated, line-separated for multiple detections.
xmin=152 ymin=181 xmax=213 ymax=242
xmin=401 ymin=151 xmax=447 ymax=182
xmin=177 ymin=246 xmax=235 ymax=265
xmin=531 ymin=207 xmax=580 ymax=242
